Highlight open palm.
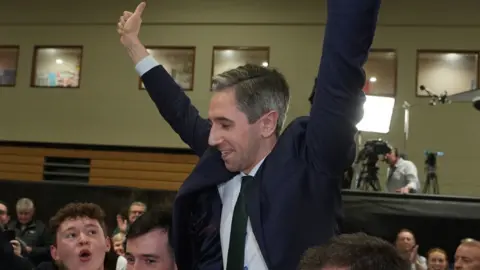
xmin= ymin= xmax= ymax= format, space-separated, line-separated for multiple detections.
xmin=117 ymin=2 xmax=146 ymax=45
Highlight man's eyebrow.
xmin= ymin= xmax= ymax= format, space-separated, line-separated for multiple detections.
xmin=61 ymin=223 xmax=99 ymax=232
xmin=209 ymin=117 xmax=234 ymax=123
xmin=140 ymin=254 xmax=162 ymax=259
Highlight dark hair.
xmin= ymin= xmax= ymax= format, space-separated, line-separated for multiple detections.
xmin=49 ymin=202 xmax=107 ymax=244
xmin=298 ymin=233 xmax=410 ymax=270
xmin=126 ymin=206 xmax=173 ymax=249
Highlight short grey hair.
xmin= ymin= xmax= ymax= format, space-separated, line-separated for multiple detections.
xmin=212 ymin=64 xmax=290 ymax=137
xmin=16 ymin=198 xmax=34 ymax=211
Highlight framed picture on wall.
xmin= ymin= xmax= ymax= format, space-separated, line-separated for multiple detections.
xmin=211 ymin=47 xmax=270 ymax=86
xmin=363 ymin=50 xmax=397 ymax=97
xmin=140 ymin=46 xmax=196 ymax=91
xmin=31 ymin=46 xmax=83 ymax=88
xmin=416 ymin=50 xmax=479 ymax=97
xmin=0 ymin=46 xmax=20 ymax=87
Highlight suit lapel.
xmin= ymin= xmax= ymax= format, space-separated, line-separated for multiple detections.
xmin=246 ymin=165 xmax=270 ymax=268
xmin=178 ymin=147 xmax=237 ymax=198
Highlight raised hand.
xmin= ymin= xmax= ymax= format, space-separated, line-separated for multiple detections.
xmin=409 ymin=245 xmax=419 ymax=263
xmin=117 ymin=2 xmax=146 ymax=46
xmin=116 ymin=214 xmax=128 ymax=233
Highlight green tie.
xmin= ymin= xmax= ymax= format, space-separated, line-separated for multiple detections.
xmin=226 ymin=175 xmax=254 ymax=270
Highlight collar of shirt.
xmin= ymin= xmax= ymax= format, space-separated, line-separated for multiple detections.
xmin=241 ymin=158 xmax=266 ymax=177
xmin=391 ymin=157 xmax=405 ymax=168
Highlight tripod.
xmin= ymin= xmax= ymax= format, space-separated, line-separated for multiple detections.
xmin=423 ymin=164 xmax=439 ymax=194
xmin=356 ymin=162 xmax=381 ymax=191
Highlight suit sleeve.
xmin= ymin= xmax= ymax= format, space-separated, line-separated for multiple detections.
xmin=306 ymin=0 xmax=380 ymax=174
xmin=137 ymin=56 xmax=211 ymax=157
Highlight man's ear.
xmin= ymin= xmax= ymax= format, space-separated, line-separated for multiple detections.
xmin=260 ymin=111 xmax=279 ymax=138
xmin=105 ymin=237 xmax=111 ymax=252
xmin=6 ymin=215 xmax=10 ymax=223
xmin=50 ymin=245 xmax=60 ymax=261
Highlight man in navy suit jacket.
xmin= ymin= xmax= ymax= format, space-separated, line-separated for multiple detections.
xmin=117 ymin=0 xmax=380 ymax=269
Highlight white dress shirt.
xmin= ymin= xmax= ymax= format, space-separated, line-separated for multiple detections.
xmin=135 ymin=55 xmax=268 ymax=269
xmin=116 ymin=255 xmax=127 ymax=270
xmin=218 ymin=159 xmax=268 ymax=270
xmin=386 ymin=158 xmax=421 ymax=192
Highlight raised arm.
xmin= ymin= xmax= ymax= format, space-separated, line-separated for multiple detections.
xmin=306 ymin=0 xmax=381 ymax=173
xmin=117 ymin=2 xmax=211 ymax=156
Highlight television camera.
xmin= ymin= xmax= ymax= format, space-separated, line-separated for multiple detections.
xmin=423 ymin=151 xmax=444 ymax=194
xmin=354 ymin=139 xmax=392 ymax=191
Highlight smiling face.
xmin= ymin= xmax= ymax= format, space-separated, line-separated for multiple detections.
xmin=207 ymin=89 xmax=263 ymax=173
xmin=428 ymin=250 xmax=448 ymax=270
xmin=51 ymin=217 xmax=110 ymax=270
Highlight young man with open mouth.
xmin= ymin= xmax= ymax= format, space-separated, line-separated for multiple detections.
xmin=49 ymin=202 xmax=111 ymax=270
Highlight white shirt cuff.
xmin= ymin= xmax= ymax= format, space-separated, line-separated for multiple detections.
xmin=135 ymin=55 xmax=159 ymax=76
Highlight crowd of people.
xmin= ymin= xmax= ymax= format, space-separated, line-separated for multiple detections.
xmin=1 ymin=198 xmax=479 ymax=269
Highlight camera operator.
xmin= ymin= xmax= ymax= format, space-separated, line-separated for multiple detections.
xmin=385 ymin=148 xmax=421 ymax=194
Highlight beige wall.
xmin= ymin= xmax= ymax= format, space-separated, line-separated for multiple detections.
xmin=1 ymin=0 xmax=480 ymax=195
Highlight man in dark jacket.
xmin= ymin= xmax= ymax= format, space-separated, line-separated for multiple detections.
xmin=8 ymin=198 xmax=51 ymax=266
xmin=0 ymin=226 xmax=34 ymax=270
xmin=117 ymin=0 xmax=380 ymax=268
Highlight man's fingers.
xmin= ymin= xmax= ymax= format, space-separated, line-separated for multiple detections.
xmin=10 ymin=240 xmax=19 ymax=246
xmin=117 ymin=23 xmax=124 ymax=34
xmin=134 ymin=2 xmax=146 ymax=16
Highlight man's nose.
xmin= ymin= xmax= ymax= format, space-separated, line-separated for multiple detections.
xmin=208 ymin=129 xmax=222 ymax=147
xmin=78 ymin=233 xmax=90 ymax=245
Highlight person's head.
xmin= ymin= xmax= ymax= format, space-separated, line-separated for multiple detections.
xmin=395 ymin=229 xmax=416 ymax=255
xmin=50 ymin=202 xmax=110 ymax=270
xmin=125 ymin=207 xmax=175 ymax=270
xmin=208 ymin=64 xmax=290 ymax=173
xmin=15 ymin=198 xmax=35 ymax=224
xmin=427 ymin=248 xmax=448 ymax=270
xmin=298 ymin=233 xmax=409 ymax=270
xmin=385 ymin=148 xmax=400 ymax=165
xmin=112 ymin=233 xmax=126 ymax=256
xmin=455 ymin=240 xmax=480 ymax=270
xmin=128 ymin=201 xmax=147 ymax=224
xmin=0 ymin=201 xmax=9 ymax=227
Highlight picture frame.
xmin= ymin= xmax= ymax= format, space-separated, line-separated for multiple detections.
xmin=140 ymin=46 xmax=196 ymax=91
xmin=31 ymin=46 xmax=83 ymax=88
xmin=0 ymin=46 xmax=20 ymax=87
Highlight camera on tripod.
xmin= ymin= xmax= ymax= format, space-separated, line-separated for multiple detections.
xmin=354 ymin=139 xmax=392 ymax=191
xmin=423 ymin=150 xmax=443 ymax=194
xmin=424 ymin=151 xmax=444 ymax=168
